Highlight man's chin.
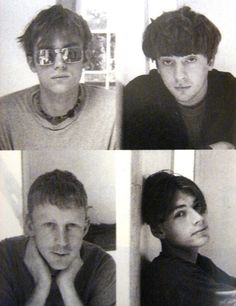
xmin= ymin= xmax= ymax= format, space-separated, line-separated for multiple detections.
xmin=46 ymin=255 xmax=73 ymax=271
xmin=49 ymin=261 xmax=70 ymax=271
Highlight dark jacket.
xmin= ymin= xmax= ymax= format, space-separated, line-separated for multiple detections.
xmin=141 ymin=251 xmax=236 ymax=306
xmin=122 ymin=69 xmax=236 ymax=149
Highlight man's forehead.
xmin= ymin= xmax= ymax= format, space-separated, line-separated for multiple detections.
xmin=32 ymin=202 xmax=86 ymax=217
xmin=158 ymin=53 xmax=201 ymax=60
xmin=35 ymin=32 xmax=83 ymax=50
xmin=174 ymin=191 xmax=196 ymax=205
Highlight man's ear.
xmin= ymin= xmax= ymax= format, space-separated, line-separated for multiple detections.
xmin=151 ymin=224 xmax=166 ymax=240
xmin=24 ymin=213 xmax=35 ymax=237
xmin=27 ymin=56 xmax=37 ymax=72
xmin=83 ymin=217 xmax=90 ymax=237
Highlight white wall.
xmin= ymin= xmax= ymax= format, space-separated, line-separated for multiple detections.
xmin=0 ymin=151 xmax=23 ymax=240
xmin=0 ymin=0 xmax=56 ymax=96
xmin=115 ymin=0 xmax=149 ymax=85
xmin=195 ymin=151 xmax=236 ymax=275
xmin=22 ymin=150 xmax=115 ymax=224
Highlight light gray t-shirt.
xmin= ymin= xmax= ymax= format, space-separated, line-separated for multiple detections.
xmin=0 ymin=84 xmax=116 ymax=150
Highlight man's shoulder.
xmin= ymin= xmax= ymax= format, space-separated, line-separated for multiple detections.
xmin=124 ymin=69 xmax=164 ymax=107
xmin=0 ymin=235 xmax=28 ymax=259
xmin=125 ymin=69 xmax=160 ymax=91
xmin=0 ymin=85 xmax=39 ymax=108
xmin=81 ymin=241 xmax=115 ymax=275
xmin=145 ymin=253 xmax=199 ymax=286
xmin=81 ymin=241 xmax=114 ymax=263
xmin=209 ymin=69 xmax=236 ymax=88
xmin=82 ymin=84 xmax=115 ymax=105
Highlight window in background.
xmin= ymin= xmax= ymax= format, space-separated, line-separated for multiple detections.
xmin=78 ymin=0 xmax=116 ymax=89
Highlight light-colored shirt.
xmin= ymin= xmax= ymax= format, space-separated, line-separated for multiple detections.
xmin=0 ymin=84 xmax=116 ymax=150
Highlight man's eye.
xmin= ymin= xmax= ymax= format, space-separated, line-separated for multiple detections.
xmin=66 ymin=223 xmax=79 ymax=230
xmin=174 ymin=211 xmax=186 ymax=218
xmin=186 ymin=56 xmax=197 ymax=63
xmin=43 ymin=222 xmax=55 ymax=229
xmin=161 ymin=59 xmax=173 ymax=66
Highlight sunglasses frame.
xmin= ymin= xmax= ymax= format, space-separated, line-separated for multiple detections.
xmin=35 ymin=46 xmax=83 ymax=66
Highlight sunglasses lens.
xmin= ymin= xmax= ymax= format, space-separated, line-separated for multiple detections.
xmin=36 ymin=47 xmax=82 ymax=65
xmin=63 ymin=47 xmax=82 ymax=63
xmin=36 ymin=49 xmax=55 ymax=65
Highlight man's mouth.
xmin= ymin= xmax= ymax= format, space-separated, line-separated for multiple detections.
xmin=52 ymin=252 xmax=70 ymax=257
xmin=175 ymin=86 xmax=191 ymax=90
xmin=51 ymin=75 xmax=70 ymax=79
xmin=192 ymin=226 xmax=208 ymax=236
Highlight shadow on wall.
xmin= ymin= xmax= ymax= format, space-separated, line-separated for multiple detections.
xmin=85 ymin=223 xmax=116 ymax=251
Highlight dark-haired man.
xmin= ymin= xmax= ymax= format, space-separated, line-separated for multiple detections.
xmin=122 ymin=6 xmax=236 ymax=149
xmin=141 ymin=170 xmax=236 ymax=306
xmin=0 ymin=169 xmax=116 ymax=306
xmin=0 ymin=5 xmax=116 ymax=150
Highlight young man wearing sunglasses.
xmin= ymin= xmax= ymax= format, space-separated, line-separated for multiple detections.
xmin=0 ymin=5 xmax=116 ymax=149
xmin=122 ymin=6 xmax=236 ymax=149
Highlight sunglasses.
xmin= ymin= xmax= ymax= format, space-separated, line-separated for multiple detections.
xmin=35 ymin=47 xmax=83 ymax=66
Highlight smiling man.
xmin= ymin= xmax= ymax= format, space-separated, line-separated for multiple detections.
xmin=122 ymin=6 xmax=236 ymax=149
xmin=141 ymin=170 xmax=236 ymax=306
xmin=0 ymin=5 xmax=116 ymax=150
xmin=0 ymin=170 xmax=116 ymax=306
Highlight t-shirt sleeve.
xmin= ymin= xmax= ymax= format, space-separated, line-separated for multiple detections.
xmin=88 ymin=254 xmax=116 ymax=306
xmin=0 ymin=241 xmax=17 ymax=306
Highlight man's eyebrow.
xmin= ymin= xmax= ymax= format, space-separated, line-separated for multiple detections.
xmin=170 ymin=204 xmax=187 ymax=213
xmin=159 ymin=56 xmax=173 ymax=59
xmin=36 ymin=42 xmax=82 ymax=50
xmin=63 ymin=42 xmax=82 ymax=48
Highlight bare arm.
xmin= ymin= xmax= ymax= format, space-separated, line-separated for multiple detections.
xmin=24 ymin=238 xmax=51 ymax=306
xmin=56 ymin=256 xmax=84 ymax=306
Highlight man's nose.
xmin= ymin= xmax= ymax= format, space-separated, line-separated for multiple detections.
xmin=54 ymin=53 xmax=66 ymax=70
xmin=174 ymin=62 xmax=187 ymax=82
xmin=191 ymin=209 xmax=204 ymax=225
xmin=55 ymin=228 xmax=68 ymax=246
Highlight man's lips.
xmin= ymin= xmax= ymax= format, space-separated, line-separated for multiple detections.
xmin=52 ymin=251 xmax=70 ymax=256
xmin=175 ymin=86 xmax=191 ymax=90
xmin=192 ymin=226 xmax=208 ymax=236
xmin=51 ymin=75 xmax=70 ymax=79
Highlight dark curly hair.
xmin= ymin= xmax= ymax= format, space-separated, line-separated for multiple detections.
xmin=142 ymin=170 xmax=207 ymax=230
xmin=142 ymin=6 xmax=221 ymax=62
xmin=17 ymin=5 xmax=92 ymax=58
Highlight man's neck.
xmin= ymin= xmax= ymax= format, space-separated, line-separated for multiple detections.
xmin=39 ymin=86 xmax=80 ymax=117
xmin=161 ymin=240 xmax=199 ymax=263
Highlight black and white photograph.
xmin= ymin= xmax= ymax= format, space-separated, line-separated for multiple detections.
xmin=1 ymin=1 xmax=236 ymax=306
xmin=0 ymin=0 xmax=117 ymax=150
xmin=0 ymin=150 xmax=116 ymax=305
xmin=121 ymin=0 xmax=236 ymax=150
xmin=130 ymin=150 xmax=236 ymax=305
